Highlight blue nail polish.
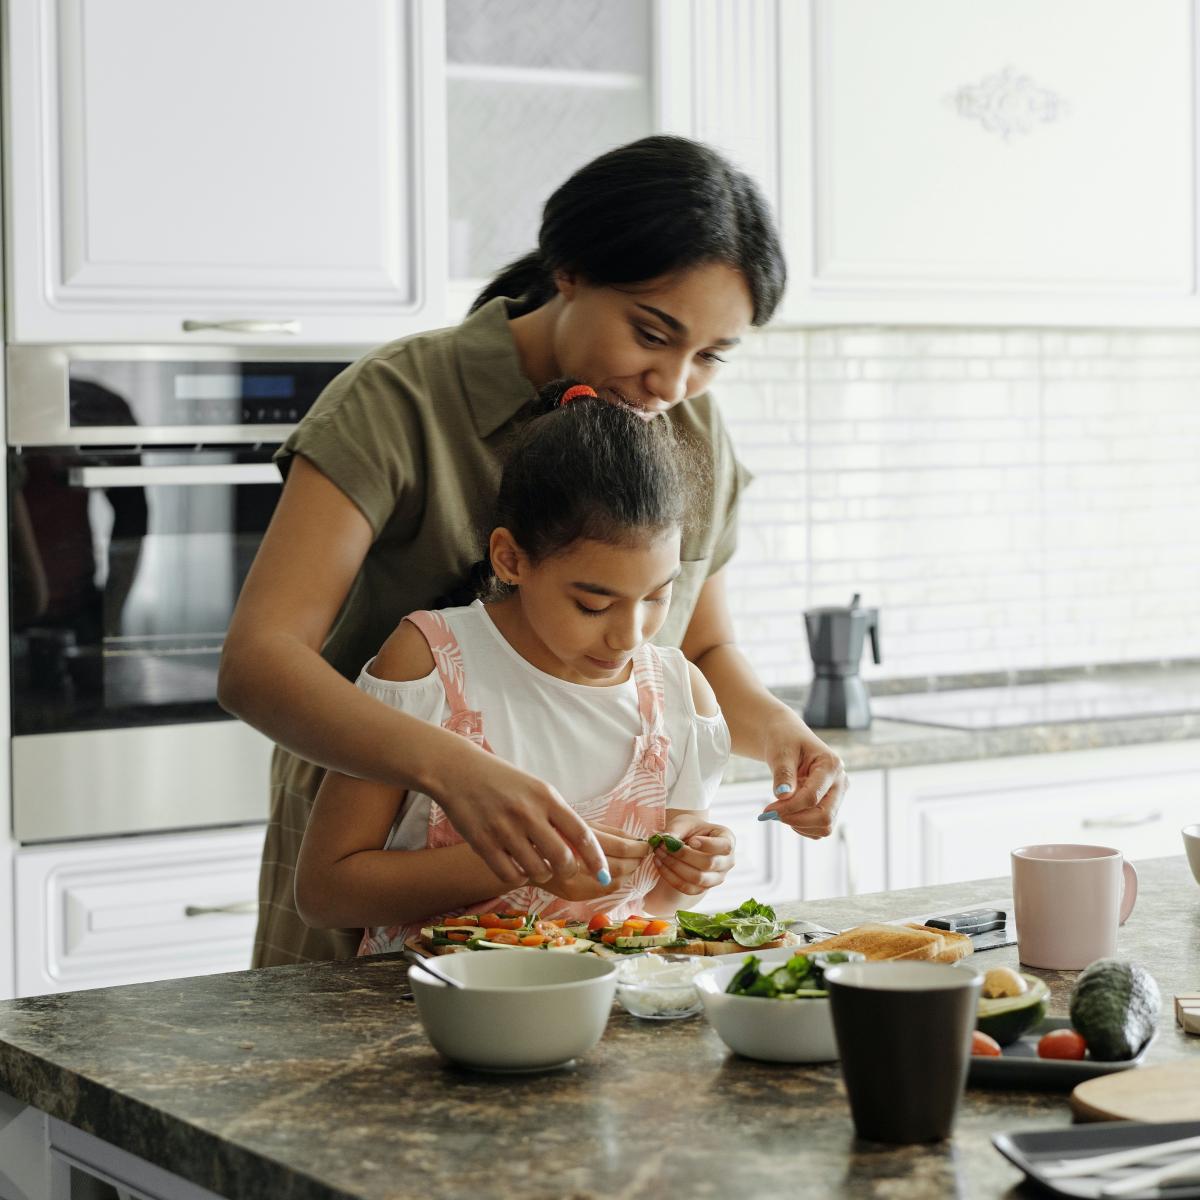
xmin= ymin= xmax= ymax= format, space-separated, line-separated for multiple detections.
xmin=757 ymin=811 xmax=780 ymax=823
xmin=596 ymin=868 xmax=612 ymax=885
xmin=774 ymin=783 xmax=793 ymax=796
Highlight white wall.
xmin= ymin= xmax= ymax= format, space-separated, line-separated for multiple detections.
xmin=718 ymin=327 xmax=1200 ymax=685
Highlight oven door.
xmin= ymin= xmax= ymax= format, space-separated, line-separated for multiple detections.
xmin=9 ymin=445 xmax=281 ymax=842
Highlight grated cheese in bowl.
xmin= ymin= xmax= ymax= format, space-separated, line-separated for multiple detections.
xmin=614 ymin=954 xmax=711 ymax=1019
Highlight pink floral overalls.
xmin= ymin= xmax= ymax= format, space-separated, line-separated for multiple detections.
xmin=358 ymin=609 xmax=670 ymax=955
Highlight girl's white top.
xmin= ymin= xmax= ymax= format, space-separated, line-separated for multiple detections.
xmin=357 ymin=600 xmax=731 ymax=851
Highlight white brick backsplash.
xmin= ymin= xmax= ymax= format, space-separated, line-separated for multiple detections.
xmin=713 ymin=326 xmax=1200 ymax=685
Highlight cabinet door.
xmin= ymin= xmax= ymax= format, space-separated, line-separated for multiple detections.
xmin=888 ymin=742 xmax=1200 ymax=889
xmin=778 ymin=0 xmax=1197 ymax=326
xmin=443 ymin=0 xmax=658 ymax=316
xmin=801 ymin=769 xmax=886 ymax=900
xmin=7 ymin=0 xmax=445 ymax=344
xmin=698 ymin=779 xmax=802 ymax=912
xmin=14 ymin=827 xmax=265 ymax=997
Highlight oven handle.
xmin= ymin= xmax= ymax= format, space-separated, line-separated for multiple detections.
xmin=68 ymin=464 xmax=281 ymax=488
xmin=181 ymin=318 xmax=300 ymax=335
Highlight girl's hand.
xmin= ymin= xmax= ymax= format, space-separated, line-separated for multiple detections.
xmin=652 ymin=816 xmax=736 ymax=897
xmin=755 ymin=710 xmax=848 ymax=839
xmin=427 ymin=742 xmax=610 ymax=888
xmin=539 ymin=822 xmax=649 ymax=902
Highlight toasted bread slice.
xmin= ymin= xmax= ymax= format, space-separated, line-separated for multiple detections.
xmin=803 ymin=922 xmax=943 ymax=962
xmin=905 ymin=923 xmax=974 ymax=963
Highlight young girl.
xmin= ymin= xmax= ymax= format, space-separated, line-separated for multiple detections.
xmin=294 ymin=381 xmax=736 ymax=948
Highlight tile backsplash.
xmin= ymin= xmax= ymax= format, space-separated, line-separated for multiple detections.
xmin=717 ymin=329 xmax=1200 ymax=687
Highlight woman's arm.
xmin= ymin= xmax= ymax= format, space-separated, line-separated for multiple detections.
xmin=219 ymin=455 xmax=607 ymax=886
xmin=680 ymin=568 xmax=848 ymax=838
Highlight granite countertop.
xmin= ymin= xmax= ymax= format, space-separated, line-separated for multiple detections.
xmin=725 ymin=659 xmax=1200 ymax=782
xmin=0 ymin=857 xmax=1196 ymax=1200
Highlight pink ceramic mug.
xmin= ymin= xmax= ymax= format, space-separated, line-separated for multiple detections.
xmin=1011 ymin=844 xmax=1138 ymax=970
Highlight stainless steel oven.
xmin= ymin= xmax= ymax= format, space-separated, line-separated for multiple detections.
xmin=6 ymin=345 xmax=356 ymax=843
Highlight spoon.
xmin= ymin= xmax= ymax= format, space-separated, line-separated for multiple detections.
xmin=403 ymin=949 xmax=464 ymax=988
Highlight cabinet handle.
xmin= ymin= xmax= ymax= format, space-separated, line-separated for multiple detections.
xmin=70 ymin=464 xmax=280 ymax=488
xmin=1081 ymin=812 xmax=1163 ymax=830
xmin=184 ymin=901 xmax=257 ymax=917
xmin=838 ymin=824 xmax=858 ymax=896
xmin=181 ymin=319 xmax=301 ymax=335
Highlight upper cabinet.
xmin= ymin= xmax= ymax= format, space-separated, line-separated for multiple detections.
xmin=5 ymin=0 xmax=447 ymax=345
xmin=775 ymin=0 xmax=1199 ymax=326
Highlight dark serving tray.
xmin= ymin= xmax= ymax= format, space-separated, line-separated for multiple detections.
xmin=969 ymin=1017 xmax=1151 ymax=1091
xmin=993 ymin=1120 xmax=1200 ymax=1199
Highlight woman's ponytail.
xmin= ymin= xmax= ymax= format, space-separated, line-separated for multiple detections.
xmin=469 ymin=250 xmax=556 ymax=314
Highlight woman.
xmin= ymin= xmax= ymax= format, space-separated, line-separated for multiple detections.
xmin=219 ymin=135 xmax=848 ymax=968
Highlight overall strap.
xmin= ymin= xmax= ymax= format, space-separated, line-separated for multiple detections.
xmin=630 ymin=642 xmax=666 ymax=738
xmin=401 ymin=610 xmax=474 ymax=718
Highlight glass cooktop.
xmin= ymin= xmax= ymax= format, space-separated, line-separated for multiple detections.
xmin=869 ymin=676 xmax=1200 ymax=730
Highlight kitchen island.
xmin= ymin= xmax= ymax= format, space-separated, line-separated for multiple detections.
xmin=0 ymin=857 xmax=1196 ymax=1200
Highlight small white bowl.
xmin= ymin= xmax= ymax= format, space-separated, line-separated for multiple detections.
xmin=695 ymin=956 xmax=839 ymax=1063
xmin=409 ymin=951 xmax=617 ymax=1072
xmin=1183 ymin=824 xmax=1200 ymax=886
xmin=615 ymin=954 xmax=709 ymax=1020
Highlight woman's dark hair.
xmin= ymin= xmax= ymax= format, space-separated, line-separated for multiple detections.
xmin=470 ymin=135 xmax=785 ymax=326
xmin=440 ymin=380 xmax=700 ymax=607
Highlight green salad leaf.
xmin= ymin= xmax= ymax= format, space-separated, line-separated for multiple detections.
xmin=676 ymin=898 xmax=784 ymax=947
xmin=725 ymin=949 xmax=864 ymax=999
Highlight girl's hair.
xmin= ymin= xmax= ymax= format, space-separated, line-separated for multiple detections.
xmin=442 ymin=380 xmax=698 ymax=607
xmin=470 ymin=135 xmax=785 ymax=327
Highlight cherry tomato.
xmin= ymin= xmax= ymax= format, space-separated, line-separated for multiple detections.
xmin=1037 ymin=1029 xmax=1087 ymax=1060
xmin=587 ymin=913 xmax=612 ymax=932
xmin=971 ymin=1030 xmax=1003 ymax=1057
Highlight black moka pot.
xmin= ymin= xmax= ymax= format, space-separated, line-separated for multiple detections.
xmin=802 ymin=594 xmax=881 ymax=730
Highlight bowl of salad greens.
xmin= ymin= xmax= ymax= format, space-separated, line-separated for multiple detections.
xmin=695 ymin=949 xmax=865 ymax=1063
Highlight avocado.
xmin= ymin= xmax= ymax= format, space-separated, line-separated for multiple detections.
xmin=1069 ymin=959 xmax=1161 ymax=1061
xmin=976 ymin=974 xmax=1049 ymax=1046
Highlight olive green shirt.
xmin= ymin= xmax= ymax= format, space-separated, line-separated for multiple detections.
xmin=253 ymin=296 xmax=751 ymax=967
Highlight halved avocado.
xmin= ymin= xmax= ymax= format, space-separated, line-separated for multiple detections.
xmin=976 ymin=974 xmax=1049 ymax=1046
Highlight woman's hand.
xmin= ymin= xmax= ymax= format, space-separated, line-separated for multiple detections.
xmin=755 ymin=710 xmax=848 ymax=839
xmin=426 ymin=741 xmax=612 ymax=889
xmin=651 ymin=815 xmax=736 ymax=897
xmin=538 ymin=822 xmax=650 ymax=902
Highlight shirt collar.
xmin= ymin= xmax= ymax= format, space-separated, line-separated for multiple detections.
xmin=457 ymin=296 xmax=539 ymax=438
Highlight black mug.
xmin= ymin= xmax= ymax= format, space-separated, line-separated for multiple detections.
xmin=825 ymin=961 xmax=983 ymax=1143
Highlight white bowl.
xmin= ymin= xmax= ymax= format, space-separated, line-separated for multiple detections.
xmin=409 ymin=951 xmax=617 ymax=1072
xmin=615 ymin=954 xmax=709 ymax=1019
xmin=1184 ymin=824 xmax=1200 ymax=886
xmin=695 ymin=956 xmax=840 ymax=1063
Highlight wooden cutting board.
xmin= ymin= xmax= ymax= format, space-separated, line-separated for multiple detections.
xmin=1071 ymin=1061 xmax=1200 ymax=1122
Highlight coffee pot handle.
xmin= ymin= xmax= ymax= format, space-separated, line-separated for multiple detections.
xmin=866 ymin=611 xmax=882 ymax=665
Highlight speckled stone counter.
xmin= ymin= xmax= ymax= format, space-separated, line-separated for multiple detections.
xmin=724 ymin=661 xmax=1200 ymax=782
xmin=1 ymin=857 xmax=1196 ymax=1200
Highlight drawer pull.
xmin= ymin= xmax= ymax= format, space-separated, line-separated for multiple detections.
xmin=184 ymin=901 xmax=257 ymax=917
xmin=1081 ymin=812 xmax=1163 ymax=830
xmin=182 ymin=318 xmax=301 ymax=335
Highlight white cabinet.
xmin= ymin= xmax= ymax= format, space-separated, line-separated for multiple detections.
xmin=801 ymin=768 xmax=886 ymax=900
xmin=14 ymin=826 xmax=264 ymax=998
xmin=777 ymin=0 xmax=1200 ymax=327
xmin=888 ymin=741 xmax=1200 ymax=889
xmin=6 ymin=0 xmax=446 ymax=345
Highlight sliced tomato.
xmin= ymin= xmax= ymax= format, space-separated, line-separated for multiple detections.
xmin=643 ymin=919 xmax=670 ymax=936
xmin=1037 ymin=1029 xmax=1087 ymax=1060
xmin=519 ymin=934 xmax=546 ymax=947
xmin=971 ymin=1031 xmax=1003 ymax=1057
xmin=496 ymin=916 xmax=525 ymax=930
xmin=486 ymin=929 xmax=520 ymax=944
xmin=623 ymin=918 xmax=649 ymax=931
xmin=447 ymin=931 xmax=471 ymax=943
xmin=587 ymin=913 xmax=613 ymax=932
xmin=442 ymin=916 xmax=479 ymax=927
xmin=601 ymin=931 xmax=619 ymax=945
xmin=477 ymin=913 xmax=502 ymax=928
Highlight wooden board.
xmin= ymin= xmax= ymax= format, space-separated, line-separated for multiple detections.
xmin=1071 ymin=1061 xmax=1200 ymax=1122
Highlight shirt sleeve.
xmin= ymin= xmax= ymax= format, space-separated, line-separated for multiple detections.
xmin=354 ymin=656 xmax=446 ymax=725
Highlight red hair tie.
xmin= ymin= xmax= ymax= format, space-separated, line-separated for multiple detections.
xmin=559 ymin=384 xmax=597 ymax=406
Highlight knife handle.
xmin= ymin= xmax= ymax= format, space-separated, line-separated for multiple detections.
xmin=923 ymin=908 xmax=1007 ymax=935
